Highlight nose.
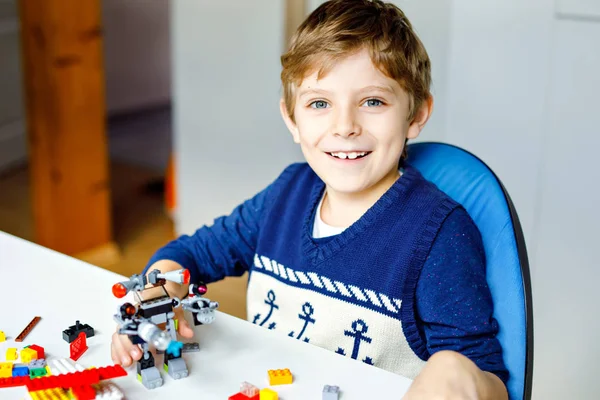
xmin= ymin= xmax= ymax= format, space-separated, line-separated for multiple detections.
xmin=333 ymin=106 xmax=360 ymax=138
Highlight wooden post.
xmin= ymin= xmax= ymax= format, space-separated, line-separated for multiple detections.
xmin=17 ymin=0 xmax=117 ymax=259
xmin=285 ymin=0 xmax=306 ymax=50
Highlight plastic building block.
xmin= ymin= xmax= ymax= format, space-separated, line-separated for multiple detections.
xmin=182 ymin=342 xmax=200 ymax=352
xmin=12 ymin=363 xmax=29 ymax=377
xmin=26 ymin=368 xmax=100 ymax=391
xmin=323 ymin=384 xmax=340 ymax=400
xmin=0 ymin=362 xmax=13 ymax=378
xmin=229 ymin=382 xmax=260 ymax=400
xmin=15 ymin=316 xmax=41 ymax=342
xmin=21 ymin=347 xmax=39 ymax=363
xmin=72 ymin=384 xmax=97 ymax=400
xmin=92 ymin=381 xmax=124 ymax=400
xmin=241 ymin=381 xmax=260 ymax=397
xmin=70 ymin=331 xmax=88 ymax=361
xmin=29 ymin=387 xmax=70 ymax=400
xmin=29 ymin=344 xmax=46 ymax=359
xmin=0 ymin=330 xmax=5 ymax=341
xmin=259 ymin=388 xmax=278 ymax=400
xmin=157 ymin=341 xmax=200 ymax=355
xmin=96 ymin=365 xmax=127 ymax=380
xmin=267 ymin=368 xmax=293 ymax=385
xmin=63 ymin=320 xmax=95 ymax=343
xmin=0 ymin=374 xmax=30 ymax=387
xmin=6 ymin=347 xmax=17 ymax=361
xmin=30 ymin=359 xmax=48 ymax=378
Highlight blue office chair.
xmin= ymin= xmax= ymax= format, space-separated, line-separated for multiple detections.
xmin=406 ymin=142 xmax=533 ymax=400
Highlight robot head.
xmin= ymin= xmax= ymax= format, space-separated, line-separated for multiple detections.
xmin=119 ymin=302 xmax=138 ymax=319
xmin=189 ymin=283 xmax=208 ymax=297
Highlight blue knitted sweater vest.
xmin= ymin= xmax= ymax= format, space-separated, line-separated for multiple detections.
xmin=246 ymin=163 xmax=459 ymax=378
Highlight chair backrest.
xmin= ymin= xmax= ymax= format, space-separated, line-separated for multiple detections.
xmin=406 ymin=142 xmax=533 ymax=400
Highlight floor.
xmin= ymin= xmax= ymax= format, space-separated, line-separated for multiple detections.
xmin=0 ymin=106 xmax=248 ymax=320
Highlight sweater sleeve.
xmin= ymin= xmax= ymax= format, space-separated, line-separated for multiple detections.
xmin=416 ymin=207 xmax=509 ymax=385
xmin=142 ymin=165 xmax=296 ymax=285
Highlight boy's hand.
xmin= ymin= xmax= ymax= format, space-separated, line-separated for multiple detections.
xmin=110 ymin=305 xmax=195 ymax=367
xmin=402 ymin=350 xmax=508 ymax=400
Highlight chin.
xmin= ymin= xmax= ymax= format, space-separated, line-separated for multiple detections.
xmin=322 ymin=179 xmax=370 ymax=195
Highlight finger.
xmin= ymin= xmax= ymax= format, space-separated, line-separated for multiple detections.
xmin=129 ymin=343 xmax=142 ymax=360
xmin=112 ymin=332 xmax=132 ymax=367
xmin=178 ymin=318 xmax=194 ymax=338
xmin=174 ymin=307 xmax=194 ymax=338
xmin=111 ymin=342 xmax=118 ymax=365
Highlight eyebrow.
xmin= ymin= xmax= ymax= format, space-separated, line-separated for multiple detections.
xmin=297 ymin=85 xmax=395 ymax=98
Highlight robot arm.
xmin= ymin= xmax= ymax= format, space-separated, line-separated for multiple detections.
xmin=111 ymin=269 xmax=191 ymax=298
xmin=181 ymin=283 xmax=219 ymax=326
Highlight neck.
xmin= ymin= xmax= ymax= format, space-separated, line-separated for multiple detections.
xmin=321 ymin=168 xmax=401 ymax=228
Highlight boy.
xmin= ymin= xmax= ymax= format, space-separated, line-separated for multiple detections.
xmin=112 ymin=1 xmax=508 ymax=398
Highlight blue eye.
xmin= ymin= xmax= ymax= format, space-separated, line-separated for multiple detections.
xmin=364 ymin=99 xmax=383 ymax=107
xmin=310 ymin=100 xmax=329 ymax=109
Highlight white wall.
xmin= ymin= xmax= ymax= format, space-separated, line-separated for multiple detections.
xmin=530 ymin=18 xmax=600 ymax=400
xmin=173 ymin=0 xmax=303 ymax=234
xmin=102 ymin=0 xmax=171 ymax=114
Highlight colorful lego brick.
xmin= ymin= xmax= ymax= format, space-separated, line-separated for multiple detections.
xmin=15 ymin=316 xmax=41 ymax=342
xmin=0 ymin=330 xmax=5 ymax=341
xmin=29 ymin=387 xmax=70 ymax=400
xmin=70 ymin=331 xmax=88 ymax=361
xmin=12 ymin=363 xmax=29 ymax=377
xmin=229 ymin=382 xmax=260 ymax=400
xmin=229 ymin=393 xmax=249 ymax=400
xmin=71 ymin=384 xmax=96 ymax=400
xmin=241 ymin=381 xmax=260 ymax=397
xmin=21 ymin=347 xmax=39 ymax=363
xmin=26 ymin=368 xmax=100 ymax=391
xmin=0 ymin=374 xmax=30 ymax=387
xmin=259 ymin=388 xmax=278 ymax=400
xmin=267 ymin=368 xmax=293 ymax=385
xmin=92 ymin=381 xmax=124 ymax=400
xmin=0 ymin=362 xmax=13 ymax=378
xmin=62 ymin=320 xmax=95 ymax=343
xmin=323 ymin=384 xmax=340 ymax=400
xmin=29 ymin=344 xmax=46 ymax=359
xmin=6 ymin=347 xmax=18 ymax=361
xmin=30 ymin=359 xmax=48 ymax=378
xmin=96 ymin=365 xmax=127 ymax=380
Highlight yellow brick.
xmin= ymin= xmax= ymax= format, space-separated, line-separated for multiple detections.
xmin=21 ymin=347 xmax=38 ymax=363
xmin=6 ymin=348 xmax=17 ymax=361
xmin=0 ymin=330 xmax=5 ymax=342
xmin=0 ymin=362 xmax=13 ymax=378
xmin=267 ymin=368 xmax=293 ymax=385
xmin=260 ymin=388 xmax=278 ymax=400
xmin=31 ymin=388 xmax=69 ymax=400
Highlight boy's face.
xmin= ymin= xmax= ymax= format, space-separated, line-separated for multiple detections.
xmin=281 ymin=48 xmax=431 ymax=196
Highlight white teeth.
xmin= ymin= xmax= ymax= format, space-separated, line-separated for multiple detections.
xmin=329 ymin=151 xmax=369 ymax=159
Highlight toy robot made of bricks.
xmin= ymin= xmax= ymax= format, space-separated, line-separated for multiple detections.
xmin=111 ymin=268 xmax=219 ymax=389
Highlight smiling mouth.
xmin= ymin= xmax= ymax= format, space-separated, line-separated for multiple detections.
xmin=326 ymin=151 xmax=372 ymax=160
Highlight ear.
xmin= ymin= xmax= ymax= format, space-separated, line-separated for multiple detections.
xmin=280 ymin=98 xmax=300 ymax=143
xmin=406 ymin=95 xmax=433 ymax=140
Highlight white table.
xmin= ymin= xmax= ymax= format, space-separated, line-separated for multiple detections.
xmin=0 ymin=231 xmax=413 ymax=399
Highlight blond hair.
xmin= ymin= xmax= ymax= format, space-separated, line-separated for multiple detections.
xmin=281 ymin=0 xmax=431 ymax=124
